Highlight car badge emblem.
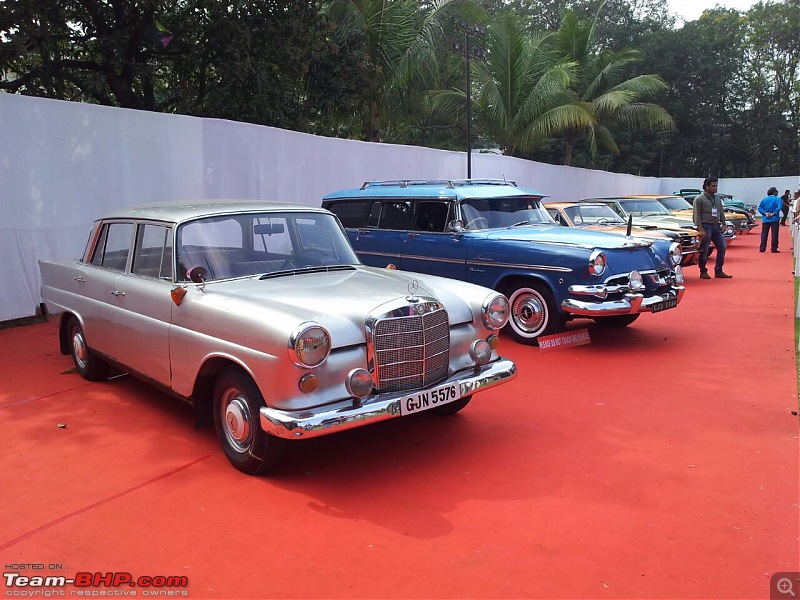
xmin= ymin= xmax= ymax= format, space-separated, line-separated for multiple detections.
xmin=407 ymin=279 xmax=419 ymax=303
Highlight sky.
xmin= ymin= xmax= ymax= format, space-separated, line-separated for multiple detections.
xmin=666 ymin=0 xmax=758 ymax=23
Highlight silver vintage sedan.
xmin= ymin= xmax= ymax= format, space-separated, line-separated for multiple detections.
xmin=39 ymin=201 xmax=516 ymax=474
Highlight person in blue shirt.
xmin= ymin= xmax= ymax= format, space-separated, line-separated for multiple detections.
xmin=757 ymin=187 xmax=782 ymax=253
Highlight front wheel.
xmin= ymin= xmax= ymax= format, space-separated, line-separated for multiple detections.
xmin=66 ymin=316 xmax=109 ymax=381
xmin=592 ymin=314 xmax=640 ymax=327
xmin=213 ymin=367 xmax=287 ymax=475
xmin=504 ymin=281 xmax=566 ymax=345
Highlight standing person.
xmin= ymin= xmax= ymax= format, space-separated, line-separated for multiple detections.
xmin=693 ymin=177 xmax=731 ymax=279
xmin=780 ymin=190 xmax=791 ymax=225
xmin=758 ymin=187 xmax=782 ymax=252
xmin=793 ymin=190 xmax=800 ymax=224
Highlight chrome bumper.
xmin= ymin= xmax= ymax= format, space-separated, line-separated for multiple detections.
xmin=561 ymin=286 xmax=685 ymax=317
xmin=260 ymin=358 xmax=517 ymax=440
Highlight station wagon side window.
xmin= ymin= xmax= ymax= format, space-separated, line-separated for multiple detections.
xmin=326 ymin=200 xmax=370 ymax=228
xmin=132 ymin=224 xmax=173 ymax=280
xmin=369 ymin=201 xmax=411 ymax=230
xmin=413 ymin=201 xmax=451 ymax=232
xmin=90 ymin=222 xmax=134 ymax=271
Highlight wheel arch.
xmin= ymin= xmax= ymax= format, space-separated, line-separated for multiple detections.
xmin=191 ymin=356 xmax=258 ymax=429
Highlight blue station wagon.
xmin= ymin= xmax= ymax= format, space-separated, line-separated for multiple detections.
xmin=323 ymin=180 xmax=686 ymax=345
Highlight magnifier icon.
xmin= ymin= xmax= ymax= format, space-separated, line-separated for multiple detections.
xmin=778 ymin=578 xmax=796 ymax=597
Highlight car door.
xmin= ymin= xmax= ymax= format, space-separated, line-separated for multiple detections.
xmin=348 ymin=200 xmax=410 ymax=268
xmin=399 ymin=200 xmax=468 ymax=279
xmin=104 ymin=223 xmax=173 ymax=386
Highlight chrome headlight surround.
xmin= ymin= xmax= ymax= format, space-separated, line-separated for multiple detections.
xmin=345 ymin=368 xmax=374 ymax=399
xmin=629 ymin=270 xmax=644 ymax=292
xmin=674 ymin=265 xmax=685 ymax=285
xmin=725 ymin=223 xmax=735 ymax=236
xmin=589 ymin=250 xmax=607 ymax=277
xmin=288 ymin=323 xmax=331 ymax=368
xmin=668 ymin=242 xmax=682 ymax=266
xmin=482 ymin=293 xmax=510 ymax=330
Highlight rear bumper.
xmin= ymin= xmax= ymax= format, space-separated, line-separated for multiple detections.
xmin=260 ymin=358 xmax=517 ymax=440
xmin=561 ymin=286 xmax=685 ymax=317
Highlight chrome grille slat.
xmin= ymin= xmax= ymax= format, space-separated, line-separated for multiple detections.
xmin=370 ymin=301 xmax=450 ymax=393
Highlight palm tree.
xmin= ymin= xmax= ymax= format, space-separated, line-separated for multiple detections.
xmin=324 ymin=0 xmax=482 ymax=142
xmin=552 ymin=8 xmax=675 ymax=166
xmin=431 ymin=12 xmax=595 ymax=157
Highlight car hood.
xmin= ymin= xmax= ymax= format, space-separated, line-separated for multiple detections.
xmin=631 ymin=214 xmax=695 ymax=229
xmin=578 ymin=224 xmax=670 ymax=239
xmin=480 ymin=225 xmax=654 ymax=249
xmin=202 ymin=266 xmax=477 ymax=347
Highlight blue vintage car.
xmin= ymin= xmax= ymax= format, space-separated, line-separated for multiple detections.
xmin=322 ymin=180 xmax=685 ymax=345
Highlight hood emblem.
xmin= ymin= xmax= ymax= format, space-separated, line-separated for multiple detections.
xmin=407 ymin=279 xmax=419 ymax=303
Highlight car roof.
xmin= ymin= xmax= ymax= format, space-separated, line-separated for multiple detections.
xmin=98 ymin=200 xmax=327 ymax=224
xmin=583 ymin=196 xmax=677 ymax=202
xmin=544 ymin=201 xmax=607 ymax=209
xmin=323 ymin=179 xmax=548 ymax=201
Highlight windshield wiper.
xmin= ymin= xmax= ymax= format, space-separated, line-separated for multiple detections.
xmin=259 ymin=265 xmax=355 ymax=279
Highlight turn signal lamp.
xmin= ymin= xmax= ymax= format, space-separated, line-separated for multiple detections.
xmin=346 ymin=369 xmax=374 ymax=398
xmin=298 ymin=374 xmax=319 ymax=394
xmin=170 ymin=286 xmax=187 ymax=306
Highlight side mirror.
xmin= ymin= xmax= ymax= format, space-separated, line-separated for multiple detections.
xmin=187 ymin=266 xmax=207 ymax=284
xmin=448 ymin=219 xmax=465 ymax=233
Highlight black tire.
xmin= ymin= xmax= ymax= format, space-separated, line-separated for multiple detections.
xmin=592 ymin=314 xmax=640 ymax=327
xmin=66 ymin=316 xmax=109 ymax=381
xmin=503 ymin=281 xmax=566 ymax=345
xmin=213 ymin=367 xmax=287 ymax=475
xmin=431 ymin=395 xmax=472 ymax=415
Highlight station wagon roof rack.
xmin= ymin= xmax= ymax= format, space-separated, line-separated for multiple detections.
xmin=359 ymin=178 xmax=518 ymax=190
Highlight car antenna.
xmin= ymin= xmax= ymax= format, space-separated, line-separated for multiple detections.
xmin=626 ymin=214 xmax=633 ymax=238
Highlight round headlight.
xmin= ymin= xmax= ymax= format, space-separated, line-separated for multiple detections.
xmin=726 ymin=223 xmax=735 ymax=235
xmin=470 ymin=339 xmax=492 ymax=366
xmin=589 ymin=250 xmax=607 ymax=276
xmin=482 ymin=294 xmax=510 ymax=330
xmin=674 ymin=265 xmax=685 ymax=285
xmin=289 ymin=323 xmax=331 ymax=368
xmin=669 ymin=242 xmax=682 ymax=266
xmin=629 ymin=270 xmax=644 ymax=291
xmin=345 ymin=368 xmax=374 ymax=399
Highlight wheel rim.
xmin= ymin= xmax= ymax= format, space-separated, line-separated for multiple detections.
xmin=71 ymin=327 xmax=88 ymax=370
xmin=510 ymin=289 xmax=547 ymax=336
xmin=220 ymin=389 xmax=253 ymax=454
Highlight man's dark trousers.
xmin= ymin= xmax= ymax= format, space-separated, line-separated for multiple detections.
xmin=698 ymin=224 xmax=727 ymax=273
xmin=760 ymin=221 xmax=780 ymax=252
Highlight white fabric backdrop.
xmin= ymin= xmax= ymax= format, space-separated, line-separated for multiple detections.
xmin=1 ymin=94 xmax=797 ymax=321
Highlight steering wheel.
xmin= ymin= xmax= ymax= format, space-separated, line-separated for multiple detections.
xmin=595 ymin=218 xmax=611 ymax=224
xmin=465 ymin=217 xmax=489 ymax=230
xmin=282 ymin=249 xmax=329 ymax=269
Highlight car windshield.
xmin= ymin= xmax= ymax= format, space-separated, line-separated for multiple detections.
xmin=459 ymin=196 xmax=555 ymax=229
xmin=564 ymin=204 xmax=625 ymax=226
xmin=658 ymin=197 xmax=693 ymax=211
xmin=617 ymin=200 xmax=673 ymax=217
xmin=175 ymin=211 xmax=359 ymax=281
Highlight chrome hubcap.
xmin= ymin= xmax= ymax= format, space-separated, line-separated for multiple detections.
xmin=222 ymin=392 xmax=252 ymax=454
xmin=513 ymin=292 xmax=546 ymax=334
xmin=71 ymin=330 xmax=88 ymax=369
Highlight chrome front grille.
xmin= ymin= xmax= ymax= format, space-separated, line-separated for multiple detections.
xmin=369 ymin=301 xmax=450 ymax=393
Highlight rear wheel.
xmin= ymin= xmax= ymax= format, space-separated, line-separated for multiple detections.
xmin=504 ymin=281 xmax=566 ymax=345
xmin=66 ymin=316 xmax=109 ymax=381
xmin=214 ymin=367 xmax=287 ymax=475
xmin=592 ymin=314 xmax=640 ymax=327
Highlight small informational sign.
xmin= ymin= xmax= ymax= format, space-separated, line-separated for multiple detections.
xmin=538 ymin=328 xmax=592 ymax=351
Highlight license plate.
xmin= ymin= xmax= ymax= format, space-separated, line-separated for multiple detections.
xmin=400 ymin=383 xmax=461 ymax=416
xmin=651 ymin=298 xmax=678 ymax=313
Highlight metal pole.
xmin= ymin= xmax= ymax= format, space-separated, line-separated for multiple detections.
xmin=465 ymin=31 xmax=472 ymax=179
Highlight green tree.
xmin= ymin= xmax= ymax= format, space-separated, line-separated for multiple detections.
xmin=551 ymin=8 xmax=674 ymax=165
xmin=431 ymin=12 xmax=594 ymax=157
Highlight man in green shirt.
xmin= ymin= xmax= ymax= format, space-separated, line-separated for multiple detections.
xmin=692 ymin=177 xmax=732 ymax=279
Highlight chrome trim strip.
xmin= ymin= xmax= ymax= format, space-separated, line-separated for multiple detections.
xmin=260 ymin=358 xmax=517 ymax=439
xmin=561 ymin=286 xmax=684 ymax=316
xmin=355 ymin=251 xmax=573 ymax=273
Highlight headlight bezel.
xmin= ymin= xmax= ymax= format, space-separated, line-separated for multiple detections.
xmin=629 ymin=270 xmax=645 ymax=292
xmin=288 ymin=322 xmax=331 ymax=368
xmin=482 ymin=293 xmax=510 ymax=330
xmin=668 ymin=242 xmax=682 ymax=266
xmin=589 ymin=250 xmax=607 ymax=277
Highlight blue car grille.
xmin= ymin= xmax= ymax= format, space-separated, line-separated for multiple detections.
xmin=372 ymin=305 xmax=450 ymax=393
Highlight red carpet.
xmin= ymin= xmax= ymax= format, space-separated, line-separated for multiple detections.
xmin=1 ymin=229 xmax=798 ymax=599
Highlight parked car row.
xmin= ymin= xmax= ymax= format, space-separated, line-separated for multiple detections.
xmin=41 ymin=179 xmax=722 ymax=475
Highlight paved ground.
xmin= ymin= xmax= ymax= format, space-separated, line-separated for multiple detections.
xmin=1 ymin=229 xmax=798 ymax=599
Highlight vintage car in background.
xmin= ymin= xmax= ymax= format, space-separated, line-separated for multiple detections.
xmin=39 ymin=201 xmax=517 ymax=474
xmin=544 ymin=201 xmax=701 ymax=267
xmin=674 ymin=189 xmax=758 ymax=228
xmin=322 ymin=180 xmax=685 ymax=346
xmin=655 ymin=194 xmax=753 ymax=235
xmin=582 ymin=196 xmax=736 ymax=246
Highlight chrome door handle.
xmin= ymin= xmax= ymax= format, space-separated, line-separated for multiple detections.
xmin=111 ymin=290 xmax=126 ymax=297
xmin=74 ymin=277 xmax=86 ymax=283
